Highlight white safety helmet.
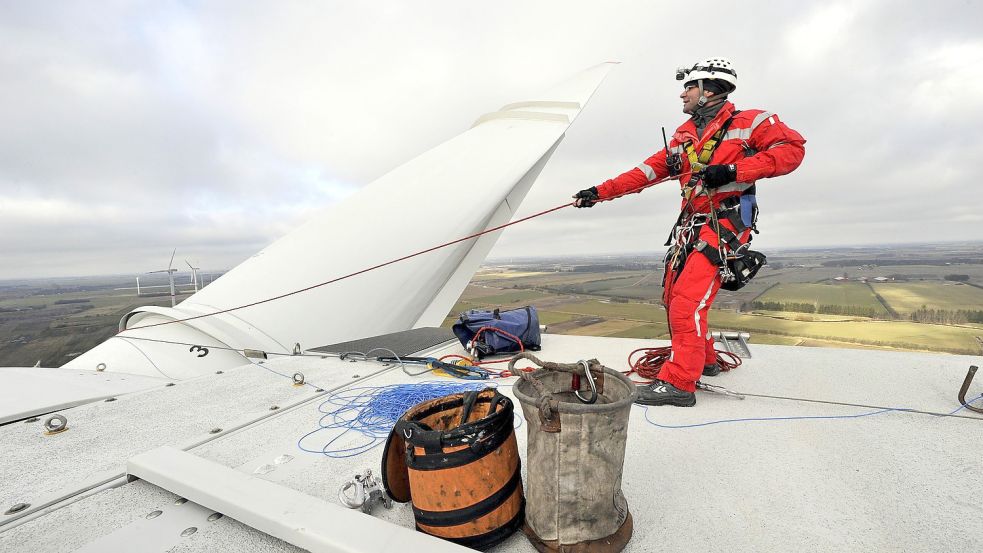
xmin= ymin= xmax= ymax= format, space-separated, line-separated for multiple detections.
xmin=676 ymin=57 xmax=738 ymax=96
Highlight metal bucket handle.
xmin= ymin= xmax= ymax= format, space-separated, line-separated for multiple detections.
xmin=509 ymin=353 xmax=607 ymax=433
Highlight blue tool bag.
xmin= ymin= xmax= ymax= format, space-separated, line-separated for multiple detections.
xmin=452 ymin=306 xmax=541 ymax=359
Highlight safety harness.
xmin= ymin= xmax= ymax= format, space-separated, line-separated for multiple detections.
xmin=664 ymin=111 xmax=767 ymax=291
xmin=680 ymin=113 xmax=738 ymax=200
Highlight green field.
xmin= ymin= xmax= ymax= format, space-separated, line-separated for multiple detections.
xmin=442 ymin=282 xmax=983 ymax=355
xmin=874 ymin=282 xmax=983 ymax=314
xmin=447 ymin=257 xmax=983 ymax=354
xmin=756 ymin=283 xmax=886 ymax=312
xmin=708 ymin=310 xmax=981 ymax=354
xmin=455 ymin=289 xmax=553 ymax=305
xmin=548 ymin=300 xmax=666 ymax=323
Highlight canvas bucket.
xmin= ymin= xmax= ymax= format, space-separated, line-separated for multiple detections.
xmin=511 ymin=353 xmax=636 ymax=553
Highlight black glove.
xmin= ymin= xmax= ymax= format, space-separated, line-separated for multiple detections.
xmin=701 ymin=164 xmax=738 ymax=189
xmin=572 ymin=186 xmax=599 ymax=208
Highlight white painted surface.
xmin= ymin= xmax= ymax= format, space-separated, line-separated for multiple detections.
xmin=0 ymin=355 xmax=381 ymax=527
xmin=6 ymin=335 xmax=982 ymax=551
xmin=0 ymin=367 xmax=166 ymax=424
xmin=128 ymin=446 xmax=472 ymax=553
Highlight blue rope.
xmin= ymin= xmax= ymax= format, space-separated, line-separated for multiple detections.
xmin=640 ymin=393 xmax=983 ymax=429
xmin=297 ymin=381 xmax=498 ymax=458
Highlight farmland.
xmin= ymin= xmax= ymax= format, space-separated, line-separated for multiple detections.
xmin=0 ymin=272 xmax=218 ymax=367
xmin=446 ymin=243 xmax=983 ymax=356
xmin=2 ymin=243 xmax=983 ymax=368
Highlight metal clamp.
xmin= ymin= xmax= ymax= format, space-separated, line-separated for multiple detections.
xmin=338 ymin=469 xmax=392 ymax=514
xmin=958 ymin=365 xmax=983 ymax=414
xmin=573 ymin=360 xmax=598 ymax=404
xmin=696 ymin=381 xmax=745 ymax=400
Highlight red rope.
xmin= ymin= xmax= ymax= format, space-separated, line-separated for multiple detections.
xmin=122 ymin=203 xmax=572 ymax=333
xmin=439 ymin=326 xmax=538 ymax=378
xmin=623 ymin=346 xmax=742 ymax=383
xmin=121 ymin=171 xmax=692 ymax=335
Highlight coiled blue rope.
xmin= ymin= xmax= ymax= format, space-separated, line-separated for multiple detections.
xmin=297 ymin=381 xmax=519 ymax=458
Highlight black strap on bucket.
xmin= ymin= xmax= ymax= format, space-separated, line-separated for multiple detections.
xmin=394 ymin=390 xmax=514 ymax=470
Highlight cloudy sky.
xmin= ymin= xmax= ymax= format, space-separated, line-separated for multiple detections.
xmin=1 ymin=1 xmax=981 ymax=279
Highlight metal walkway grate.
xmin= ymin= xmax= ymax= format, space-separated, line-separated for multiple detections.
xmin=310 ymin=327 xmax=457 ymax=358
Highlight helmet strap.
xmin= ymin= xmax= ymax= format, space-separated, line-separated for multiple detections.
xmin=696 ymin=80 xmax=729 ymax=108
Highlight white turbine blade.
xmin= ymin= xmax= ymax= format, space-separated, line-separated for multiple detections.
xmin=186 ymin=260 xmax=194 ymax=270
xmin=183 ymin=63 xmax=615 ymax=346
xmin=168 ymin=248 xmax=176 ymax=270
xmin=64 ymin=63 xmax=617 ymax=379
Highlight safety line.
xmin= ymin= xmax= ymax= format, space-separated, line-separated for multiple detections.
xmin=120 ymin=171 xmax=693 ymax=335
xmin=640 ymin=393 xmax=983 ymax=429
xmin=121 ymin=202 xmax=572 ymax=332
xmin=733 ymin=391 xmax=983 ymax=421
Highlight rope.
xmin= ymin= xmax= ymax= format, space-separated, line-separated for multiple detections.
xmin=623 ymin=346 xmax=742 ymax=383
xmin=437 ymin=327 xmax=540 ymax=378
xmin=122 ymin=202 xmax=571 ymax=333
xmin=120 ymin=171 xmax=693 ymax=335
xmin=296 ymin=381 xmax=503 ymax=458
xmin=640 ymin=393 xmax=983 ymax=429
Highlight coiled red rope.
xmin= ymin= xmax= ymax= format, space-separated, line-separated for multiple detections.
xmin=623 ymin=346 xmax=742 ymax=383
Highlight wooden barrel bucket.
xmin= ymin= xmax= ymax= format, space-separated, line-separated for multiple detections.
xmin=382 ymin=388 xmax=524 ymax=549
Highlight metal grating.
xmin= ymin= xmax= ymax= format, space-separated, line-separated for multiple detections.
xmin=310 ymin=327 xmax=457 ymax=358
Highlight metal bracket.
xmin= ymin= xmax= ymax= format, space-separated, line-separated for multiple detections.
xmin=958 ymin=365 xmax=983 ymax=414
xmin=711 ymin=331 xmax=752 ymax=358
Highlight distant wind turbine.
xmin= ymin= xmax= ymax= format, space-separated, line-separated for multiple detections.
xmin=148 ymin=248 xmax=179 ymax=307
xmin=186 ymin=260 xmax=201 ymax=292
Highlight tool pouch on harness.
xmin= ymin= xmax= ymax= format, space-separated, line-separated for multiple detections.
xmin=722 ymin=249 xmax=766 ymax=291
xmin=694 ymin=244 xmax=767 ymax=291
xmin=511 ymin=353 xmax=637 ymax=553
xmin=452 ymin=306 xmax=541 ymax=359
xmin=381 ymin=388 xmax=524 ymax=550
xmin=692 ymin=196 xmax=767 ymax=291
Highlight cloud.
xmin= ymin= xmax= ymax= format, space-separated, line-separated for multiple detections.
xmin=1 ymin=1 xmax=982 ymax=278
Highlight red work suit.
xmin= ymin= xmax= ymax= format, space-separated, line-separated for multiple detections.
xmin=595 ymin=101 xmax=805 ymax=392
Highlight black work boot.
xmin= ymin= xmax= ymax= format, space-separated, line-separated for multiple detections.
xmin=634 ymin=379 xmax=696 ymax=407
xmin=702 ymin=363 xmax=721 ymax=377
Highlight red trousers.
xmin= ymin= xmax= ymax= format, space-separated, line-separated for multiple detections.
xmin=660 ymin=221 xmax=749 ymax=392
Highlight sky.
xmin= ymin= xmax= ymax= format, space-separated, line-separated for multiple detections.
xmin=1 ymin=0 xmax=982 ymax=279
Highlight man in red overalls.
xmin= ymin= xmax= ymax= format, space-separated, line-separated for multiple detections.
xmin=573 ymin=57 xmax=806 ymax=406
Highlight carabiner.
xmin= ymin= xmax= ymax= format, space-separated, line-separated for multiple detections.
xmin=573 ymin=360 xmax=598 ymax=404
